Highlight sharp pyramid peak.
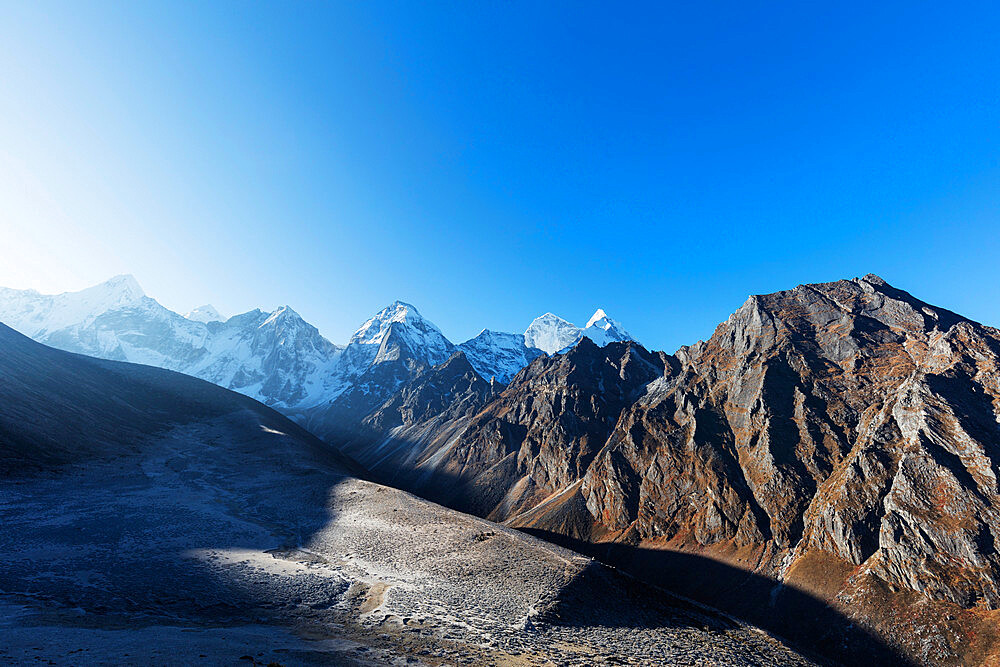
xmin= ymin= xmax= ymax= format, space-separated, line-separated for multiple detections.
xmin=586 ymin=308 xmax=610 ymax=329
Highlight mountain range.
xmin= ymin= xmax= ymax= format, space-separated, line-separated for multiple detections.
xmin=0 ymin=321 xmax=814 ymax=664
xmin=0 ymin=275 xmax=633 ymax=402
xmin=4 ymin=272 xmax=1000 ymax=664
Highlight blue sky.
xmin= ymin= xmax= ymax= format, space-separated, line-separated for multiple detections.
xmin=1 ymin=2 xmax=998 ymax=351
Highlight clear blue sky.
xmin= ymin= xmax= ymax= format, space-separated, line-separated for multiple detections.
xmin=1 ymin=1 xmax=998 ymax=351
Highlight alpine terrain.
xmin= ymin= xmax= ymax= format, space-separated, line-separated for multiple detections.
xmin=331 ymin=274 xmax=1000 ymax=665
xmin=0 ymin=276 xmax=631 ymax=433
xmin=4 ymin=273 xmax=1000 ymax=664
xmin=0 ymin=322 xmax=813 ymax=665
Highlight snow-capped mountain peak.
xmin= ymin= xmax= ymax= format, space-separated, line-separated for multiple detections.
xmin=457 ymin=329 xmax=544 ymax=383
xmin=186 ymin=304 xmax=224 ymax=323
xmin=586 ymin=308 xmax=610 ymax=329
xmin=0 ymin=274 xmax=147 ymax=338
xmin=350 ymin=301 xmax=428 ymax=346
xmin=260 ymin=305 xmax=304 ymax=328
xmin=101 ymin=273 xmax=144 ymax=298
xmin=343 ymin=301 xmax=454 ymax=371
xmin=581 ymin=308 xmax=633 ymax=347
xmin=524 ymin=312 xmax=582 ymax=355
xmin=73 ymin=273 xmax=146 ymax=312
xmin=523 ymin=309 xmax=637 ymax=355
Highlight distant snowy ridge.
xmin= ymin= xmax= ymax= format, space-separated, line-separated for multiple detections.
xmin=522 ymin=308 xmax=634 ymax=355
xmin=458 ymin=329 xmax=544 ymax=383
xmin=0 ymin=275 xmax=640 ymax=418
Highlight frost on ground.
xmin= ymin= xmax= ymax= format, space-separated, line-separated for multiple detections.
xmin=0 ymin=417 xmax=814 ymax=666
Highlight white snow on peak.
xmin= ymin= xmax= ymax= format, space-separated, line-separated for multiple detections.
xmin=186 ymin=304 xmax=224 ymax=323
xmin=586 ymin=308 xmax=610 ymax=329
xmin=581 ymin=308 xmax=633 ymax=347
xmin=260 ymin=305 xmax=305 ymax=328
xmin=350 ymin=301 xmax=429 ymax=346
xmin=457 ymin=329 xmax=544 ymax=383
xmin=0 ymin=274 xmax=147 ymax=337
xmin=0 ymin=272 xmax=641 ymax=418
xmin=344 ymin=300 xmax=454 ymax=371
xmin=524 ymin=313 xmax=583 ymax=355
xmin=522 ymin=309 xmax=637 ymax=355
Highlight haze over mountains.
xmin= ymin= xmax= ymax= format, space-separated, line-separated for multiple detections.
xmin=5 ymin=272 xmax=1000 ymax=664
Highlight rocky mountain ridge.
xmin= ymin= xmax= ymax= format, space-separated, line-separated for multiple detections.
xmin=327 ymin=274 xmax=1000 ymax=665
xmin=7 ymin=272 xmax=1000 ymax=663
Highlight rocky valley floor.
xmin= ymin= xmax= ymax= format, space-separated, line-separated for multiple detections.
xmin=0 ymin=419 xmax=815 ymax=666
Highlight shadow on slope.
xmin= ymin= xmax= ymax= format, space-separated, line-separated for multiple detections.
xmin=5 ymin=324 xmax=774 ymax=664
xmin=520 ymin=527 xmax=916 ymax=666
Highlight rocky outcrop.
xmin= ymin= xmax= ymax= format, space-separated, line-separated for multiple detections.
xmin=579 ymin=276 xmax=1000 ymax=607
xmin=436 ymin=338 xmax=669 ymax=518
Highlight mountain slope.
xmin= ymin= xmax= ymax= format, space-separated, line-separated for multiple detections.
xmin=333 ymin=275 xmax=1000 ymax=665
xmin=0 ymin=317 xmax=316 ymax=474
xmin=0 ymin=324 xmax=811 ymax=665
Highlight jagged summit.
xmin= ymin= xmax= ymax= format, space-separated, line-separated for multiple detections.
xmin=350 ymin=301 xmax=434 ymax=345
xmin=860 ymin=272 xmax=888 ymax=286
xmin=261 ymin=304 xmax=303 ymax=323
xmin=581 ymin=308 xmax=632 ymax=347
xmin=344 ymin=301 xmax=454 ymax=371
xmin=586 ymin=308 xmax=609 ymax=328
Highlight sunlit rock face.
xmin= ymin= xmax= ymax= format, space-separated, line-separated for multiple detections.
xmin=582 ymin=275 xmax=1000 ymax=600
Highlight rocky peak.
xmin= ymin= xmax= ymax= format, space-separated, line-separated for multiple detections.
xmin=332 ymin=274 xmax=1000 ymax=664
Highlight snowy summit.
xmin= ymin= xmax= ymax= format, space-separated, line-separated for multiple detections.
xmin=185 ymin=304 xmax=224 ymax=323
xmin=581 ymin=308 xmax=633 ymax=347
